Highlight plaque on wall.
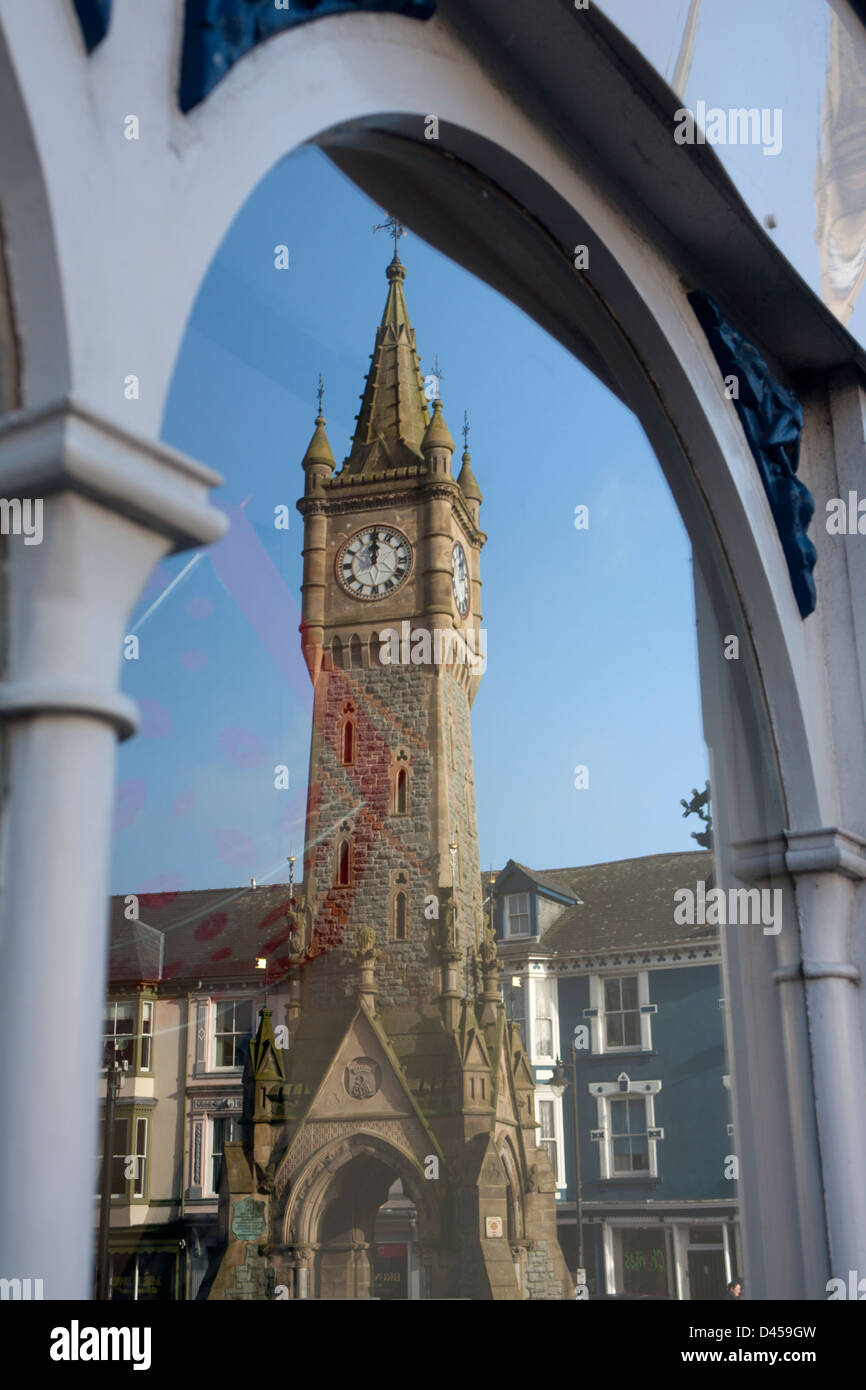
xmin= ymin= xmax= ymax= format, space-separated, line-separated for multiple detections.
xmin=231 ymin=1197 xmax=266 ymax=1242
xmin=485 ymin=1216 xmax=504 ymax=1238
xmin=343 ymin=1057 xmax=381 ymax=1100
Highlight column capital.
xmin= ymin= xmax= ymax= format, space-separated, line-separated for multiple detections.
xmin=0 ymin=396 xmax=226 ymax=550
xmin=731 ymin=826 xmax=866 ymax=882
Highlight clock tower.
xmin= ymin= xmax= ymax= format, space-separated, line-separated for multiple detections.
xmin=296 ymin=245 xmax=486 ymax=1006
xmin=208 ymin=246 xmax=571 ymax=1302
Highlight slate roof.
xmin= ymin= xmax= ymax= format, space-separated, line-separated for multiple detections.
xmin=107 ymin=848 xmax=716 ymax=985
xmin=107 ymin=884 xmax=299 ymax=985
xmin=504 ymin=861 xmax=581 ymax=902
xmin=498 ymin=850 xmax=716 ymax=955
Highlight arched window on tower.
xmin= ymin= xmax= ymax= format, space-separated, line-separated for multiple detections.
xmin=331 ymin=636 xmax=344 ymax=670
xmin=393 ymin=891 xmax=408 ymax=941
xmin=336 ymin=839 xmax=352 ymax=887
xmin=349 ymin=634 xmax=362 ymax=669
xmin=341 ymin=717 xmax=355 ymax=766
xmin=369 ymin=633 xmax=380 ymax=668
xmin=395 ymin=766 xmax=408 ymax=815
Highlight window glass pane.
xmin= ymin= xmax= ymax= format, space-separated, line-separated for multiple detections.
xmin=612 ymin=1139 xmax=631 ymax=1171
xmin=108 ymin=1117 xmax=129 ymax=1197
xmin=235 ymin=1001 xmax=253 ymax=1034
xmin=623 ymin=1011 xmax=641 ymax=1046
xmin=538 ymin=1100 xmax=554 ymax=1138
xmin=215 ymin=1001 xmax=234 ymax=1031
xmin=140 ymin=1006 xmax=152 ymax=1067
xmin=610 ymin=1099 xmax=627 ymax=1135
xmin=628 ymin=1098 xmax=646 ymax=1132
xmin=619 ymin=1228 xmax=669 ymax=1297
xmin=135 ymin=1252 xmax=175 ymax=1302
xmin=505 ymin=894 xmax=530 ymax=935
xmin=211 ymin=1116 xmax=240 ymax=1192
xmin=621 ymin=975 xmax=639 ymax=1010
xmin=606 ymin=1015 xmax=624 ymax=1048
xmin=541 ymin=1139 xmax=557 ymax=1176
xmin=109 ymin=1251 xmax=137 ymax=1301
xmin=604 ymin=978 xmax=620 ymax=1011
xmin=507 ymin=984 xmax=524 ymax=1020
xmin=134 ymin=1119 xmax=147 ymax=1196
xmin=104 ymin=1001 xmax=136 ymax=1068
xmin=536 ymin=1018 xmax=553 ymax=1056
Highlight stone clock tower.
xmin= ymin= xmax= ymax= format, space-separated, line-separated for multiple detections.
xmin=296 ymin=246 xmax=487 ymax=1008
xmin=208 ymin=248 xmax=571 ymax=1302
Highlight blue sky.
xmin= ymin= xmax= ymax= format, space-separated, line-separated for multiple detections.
xmin=599 ymin=0 xmax=866 ymax=347
xmin=109 ymin=147 xmax=709 ymax=896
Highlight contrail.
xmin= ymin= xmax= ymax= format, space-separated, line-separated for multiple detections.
xmin=130 ymin=551 xmax=204 ymax=634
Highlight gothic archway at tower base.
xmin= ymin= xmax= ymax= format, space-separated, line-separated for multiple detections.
xmin=205 ymin=1001 xmax=571 ymax=1300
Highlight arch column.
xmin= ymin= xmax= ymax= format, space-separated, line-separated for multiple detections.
xmin=0 ymin=398 xmax=224 ymax=1299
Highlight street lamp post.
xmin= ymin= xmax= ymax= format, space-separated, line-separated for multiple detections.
xmin=570 ymin=1037 xmax=585 ymax=1288
xmin=96 ymin=1043 xmax=127 ymax=1300
xmin=550 ymin=1029 xmax=585 ymax=1297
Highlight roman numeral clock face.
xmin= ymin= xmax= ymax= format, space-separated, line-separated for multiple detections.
xmin=336 ymin=526 xmax=413 ymax=600
xmin=452 ymin=541 xmax=470 ymax=618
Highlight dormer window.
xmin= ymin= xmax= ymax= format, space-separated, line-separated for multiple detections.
xmin=503 ymin=892 xmax=530 ymax=938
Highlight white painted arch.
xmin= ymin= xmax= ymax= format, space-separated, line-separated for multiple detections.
xmin=0 ymin=1 xmax=864 ymax=1298
xmin=0 ymin=3 xmax=823 ymax=818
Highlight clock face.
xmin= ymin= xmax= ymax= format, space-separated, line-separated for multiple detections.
xmin=452 ymin=541 xmax=470 ymax=617
xmin=336 ymin=525 xmax=413 ymax=601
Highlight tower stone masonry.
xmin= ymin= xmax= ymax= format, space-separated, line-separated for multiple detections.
xmin=208 ymin=249 xmax=571 ymax=1300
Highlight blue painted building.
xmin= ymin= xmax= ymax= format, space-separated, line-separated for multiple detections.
xmin=494 ymin=850 xmax=740 ymax=1299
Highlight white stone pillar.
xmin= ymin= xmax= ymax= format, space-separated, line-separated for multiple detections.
xmin=781 ymin=835 xmax=866 ymax=1290
xmin=0 ymin=400 xmax=224 ymax=1299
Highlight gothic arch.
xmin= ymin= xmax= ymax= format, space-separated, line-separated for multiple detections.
xmin=390 ymin=747 xmax=411 ymax=815
xmin=279 ymin=1130 xmax=438 ymax=1250
xmin=499 ymin=1137 xmax=524 ymax=1243
xmin=339 ymin=702 xmax=356 ymax=766
xmin=388 ymin=870 xmax=411 ymax=941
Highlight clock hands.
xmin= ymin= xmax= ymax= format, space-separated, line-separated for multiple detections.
xmin=339 ymin=525 xmax=411 ymax=599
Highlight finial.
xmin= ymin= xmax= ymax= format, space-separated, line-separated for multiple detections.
xmin=315 ymin=373 xmax=325 ymax=420
xmin=433 ymin=354 xmax=444 ymax=390
xmin=462 ymin=410 xmax=470 ymax=455
xmin=373 ymin=213 xmax=406 ymax=262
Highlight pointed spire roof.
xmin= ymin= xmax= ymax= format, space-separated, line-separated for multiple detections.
xmin=340 ymin=254 xmax=431 ymax=478
xmin=301 ymin=411 xmax=336 ymax=471
xmin=422 ymin=397 xmax=455 ymax=454
xmin=457 ymin=447 xmax=482 ymax=503
xmin=249 ymin=1008 xmax=286 ymax=1083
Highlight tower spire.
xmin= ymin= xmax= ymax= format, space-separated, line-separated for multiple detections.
xmin=457 ymin=409 xmax=482 ymax=505
xmin=335 ymin=224 xmax=431 ymax=481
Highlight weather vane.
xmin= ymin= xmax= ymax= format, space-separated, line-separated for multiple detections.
xmin=316 ymin=372 xmax=324 ymax=415
xmin=462 ymin=410 xmax=470 ymax=451
xmin=373 ymin=213 xmax=406 ymax=259
xmin=432 ymin=353 xmax=444 ymax=386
